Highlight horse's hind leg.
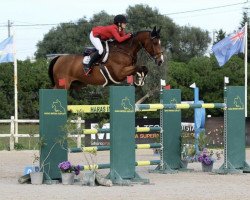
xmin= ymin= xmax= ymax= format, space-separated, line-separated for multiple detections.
xmin=54 ymin=78 xmax=71 ymax=90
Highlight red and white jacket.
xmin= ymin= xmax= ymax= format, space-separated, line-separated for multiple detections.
xmin=92 ymin=24 xmax=131 ymax=42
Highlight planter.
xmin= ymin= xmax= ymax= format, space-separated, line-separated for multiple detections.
xmin=61 ymin=172 xmax=75 ymax=185
xmin=202 ymin=163 xmax=213 ymax=172
xmin=82 ymin=171 xmax=96 ymax=186
xmin=181 ymin=160 xmax=188 ymax=168
xmin=30 ymin=172 xmax=43 ymax=185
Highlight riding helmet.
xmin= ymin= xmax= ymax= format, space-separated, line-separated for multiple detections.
xmin=114 ymin=15 xmax=127 ymax=25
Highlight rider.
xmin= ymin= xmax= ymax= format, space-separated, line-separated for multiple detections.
xmin=84 ymin=14 xmax=132 ymax=75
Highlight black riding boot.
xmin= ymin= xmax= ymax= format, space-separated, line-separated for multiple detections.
xmin=84 ymin=51 xmax=101 ymax=75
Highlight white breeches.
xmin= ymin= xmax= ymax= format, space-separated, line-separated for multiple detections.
xmin=90 ymin=31 xmax=104 ymax=55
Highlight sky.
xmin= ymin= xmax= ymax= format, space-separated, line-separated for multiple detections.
xmin=0 ymin=0 xmax=249 ymax=60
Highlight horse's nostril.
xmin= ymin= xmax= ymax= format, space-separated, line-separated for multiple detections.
xmin=158 ymin=60 xmax=163 ymax=66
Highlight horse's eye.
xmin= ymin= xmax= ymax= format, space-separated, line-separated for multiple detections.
xmin=153 ymin=39 xmax=159 ymax=45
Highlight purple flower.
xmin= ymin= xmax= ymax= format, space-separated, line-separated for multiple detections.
xmin=198 ymin=151 xmax=214 ymax=166
xmin=203 ymin=157 xmax=212 ymax=166
xmin=58 ymin=161 xmax=81 ymax=175
xmin=198 ymin=156 xmax=204 ymax=162
xmin=58 ymin=161 xmax=72 ymax=172
xmin=73 ymin=165 xmax=81 ymax=175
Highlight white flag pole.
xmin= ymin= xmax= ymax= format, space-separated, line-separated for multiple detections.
xmin=13 ymin=32 xmax=18 ymax=143
xmin=244 ymin=22 xmax=248 ymax=117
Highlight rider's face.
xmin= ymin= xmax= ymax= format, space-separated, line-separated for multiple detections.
xmin=121 ymin=23 xmax=127 ymax=29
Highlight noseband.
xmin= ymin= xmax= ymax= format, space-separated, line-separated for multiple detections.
xmin=139 ymin=40 xmax=163 ymax=62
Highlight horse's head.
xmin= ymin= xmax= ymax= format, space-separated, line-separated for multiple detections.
xmin=137 ymin=27 xmax=164 ymax=66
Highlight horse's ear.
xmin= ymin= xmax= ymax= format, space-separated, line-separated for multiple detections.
xmin=152 ymin=26 xmax=156 ymax=32
xmin=157 ymin=26 xmax=161 ymax=35
xmin=151 ymin=26 xmax=157 ymax=38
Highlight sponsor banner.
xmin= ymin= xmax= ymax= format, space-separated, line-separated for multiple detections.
xmin=85 ymin=119 xmax=194 ymax=146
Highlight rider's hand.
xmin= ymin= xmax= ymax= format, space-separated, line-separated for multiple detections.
xmin=129 ymin=33 xmax=133 ymax=37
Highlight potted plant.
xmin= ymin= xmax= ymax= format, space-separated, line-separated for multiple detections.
xmin=180 ymin=132 xmax=195 ymax=168
xmin=197 ymin=131 xmax=210 ymax=151
xmin=30 ymin=136 xmax=61 ymax=184
xmin=29 ymin=137 xmax=47 ymax=185
xmin=58 ymin=161 xmax=80 ymax=185
xmin=181 ymin=144 xmax=195 ymax=168
xmin=198 ymin=148 xmax=215 ymax=172
xmin=29 ymin=153 xmax=44 ymax=185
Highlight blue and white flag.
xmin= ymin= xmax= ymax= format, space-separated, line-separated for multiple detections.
xmin=212 ymin=26 xmax=245 ymax=66
xmin=0 ymin=36 xmax=14 ymax=63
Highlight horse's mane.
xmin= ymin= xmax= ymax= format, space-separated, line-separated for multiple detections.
xmin=134 ymin=30 xmax=151 ymax=35
xmin=109 ymin=30 xmax=151 ymax=48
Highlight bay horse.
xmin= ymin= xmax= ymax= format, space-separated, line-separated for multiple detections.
xmin=48 ymin=26 xmax=164 ymax=90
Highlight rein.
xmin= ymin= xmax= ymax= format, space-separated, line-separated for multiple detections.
xmin=109 ymin=32 xmax=162 ymax=64
xmin=110 ymin=47 xmax=136 ymax=63
xmin=110 ymin=37 xmax=138 ymax=63
xmin=139 ymin=41 xmax=163 ymax=62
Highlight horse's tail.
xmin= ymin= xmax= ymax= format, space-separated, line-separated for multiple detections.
xmin=48 ymin=56 xmax=60 ymax=87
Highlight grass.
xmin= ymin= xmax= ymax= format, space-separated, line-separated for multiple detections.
xmin=0 ymin=124 xmax=84 ymax=150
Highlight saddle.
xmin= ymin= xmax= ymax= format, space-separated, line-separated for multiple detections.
xmin=83 ymin=47 xmax=97 ymax=56
xmin=83 ymin=41 xmax=109 ymax=64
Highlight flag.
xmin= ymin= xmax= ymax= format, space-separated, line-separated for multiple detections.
xmin=212 ymin=26 xmax=245 ymax=66
xmin=0 ymin=36 xmax=14 ymax=63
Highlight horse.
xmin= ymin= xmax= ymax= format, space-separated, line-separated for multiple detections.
xmin=48 ymin=26 xmax=164 ymax=90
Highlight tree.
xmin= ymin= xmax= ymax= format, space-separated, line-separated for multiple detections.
xmin=89 ymin=11 xmax=114 ymax=26
xmin=240 ymin=11 xmax=249 ymax=28
xmin=169 ymin=26 xmax=211 ymax=63
xmin=213 ymin=29 xmax=226 ymax=44
xmin=0 ymin=63 xmax=14 ymax=118
xmin=35 ymin=18 xmax=90 ymax=58
xmin=126 ymin=4 xmax=178 ymax=53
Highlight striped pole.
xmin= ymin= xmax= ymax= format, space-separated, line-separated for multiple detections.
xmin=79 ymin=160 xmax=161 ymax=170
xmin=136 ymin=103 xmax=225 ymax=111
xmin=68 ymin=104 xmax=157 ymax=113
xmin=82 ymin=126 xmax=161 ymax=134
xmin=70 ymin=143 xmax=162 ymax=153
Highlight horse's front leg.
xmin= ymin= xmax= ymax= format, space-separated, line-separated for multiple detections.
xmin=118 ymin=65 xmax=137 ymax=81
xmin=133 ymin=65 xmax=148 ymax=87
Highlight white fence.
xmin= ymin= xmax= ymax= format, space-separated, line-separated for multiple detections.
xmin=0 ymin=116 xmax=85 ymax=151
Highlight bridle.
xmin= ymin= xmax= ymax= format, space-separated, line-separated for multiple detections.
xmin=139 ymin=37 xmax=163 ymax=62
xmin=109 ymin=32 xmax=163 ymax=64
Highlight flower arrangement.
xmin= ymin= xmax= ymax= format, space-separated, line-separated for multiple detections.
xmin=181 ymin=144 xmax=196 ymax=162
xmin=198 ymin=148 xmax=214 ymax=166
xmin=181 ymin=132 xmax=195 ymax=162
xmin=58 ymin=161 xmax=81 ymax=175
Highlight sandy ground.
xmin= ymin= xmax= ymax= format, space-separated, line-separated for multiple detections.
xmin=1 ymin=149 xmax=250 ymax=200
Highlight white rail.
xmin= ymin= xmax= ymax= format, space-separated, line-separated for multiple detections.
xmin=0 ymin=116 xmax=85 ymax=151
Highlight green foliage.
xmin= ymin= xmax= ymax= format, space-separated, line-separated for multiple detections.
xmin=181 ymin=132 xmax=195 ymax=161
xmin=35 ymin=19 xmax=90 ymax=58
xmin=89 ymin=11 xmax=114 ymax=26
xmin=0 ymin=63 xmax=14 ymax=118
xmin=14 ymin=143 xmax=25 ymax=150
xmin=214 ymin=29 xmax=226 ymax=44
xmin=197 ymin=131 xmax=210 ymax=151
xmin=168 ymin=26 xmax=211 ymax=63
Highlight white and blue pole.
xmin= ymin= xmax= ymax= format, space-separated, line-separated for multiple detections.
xmin=190 ymin=83 xmax=206 ymax=155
